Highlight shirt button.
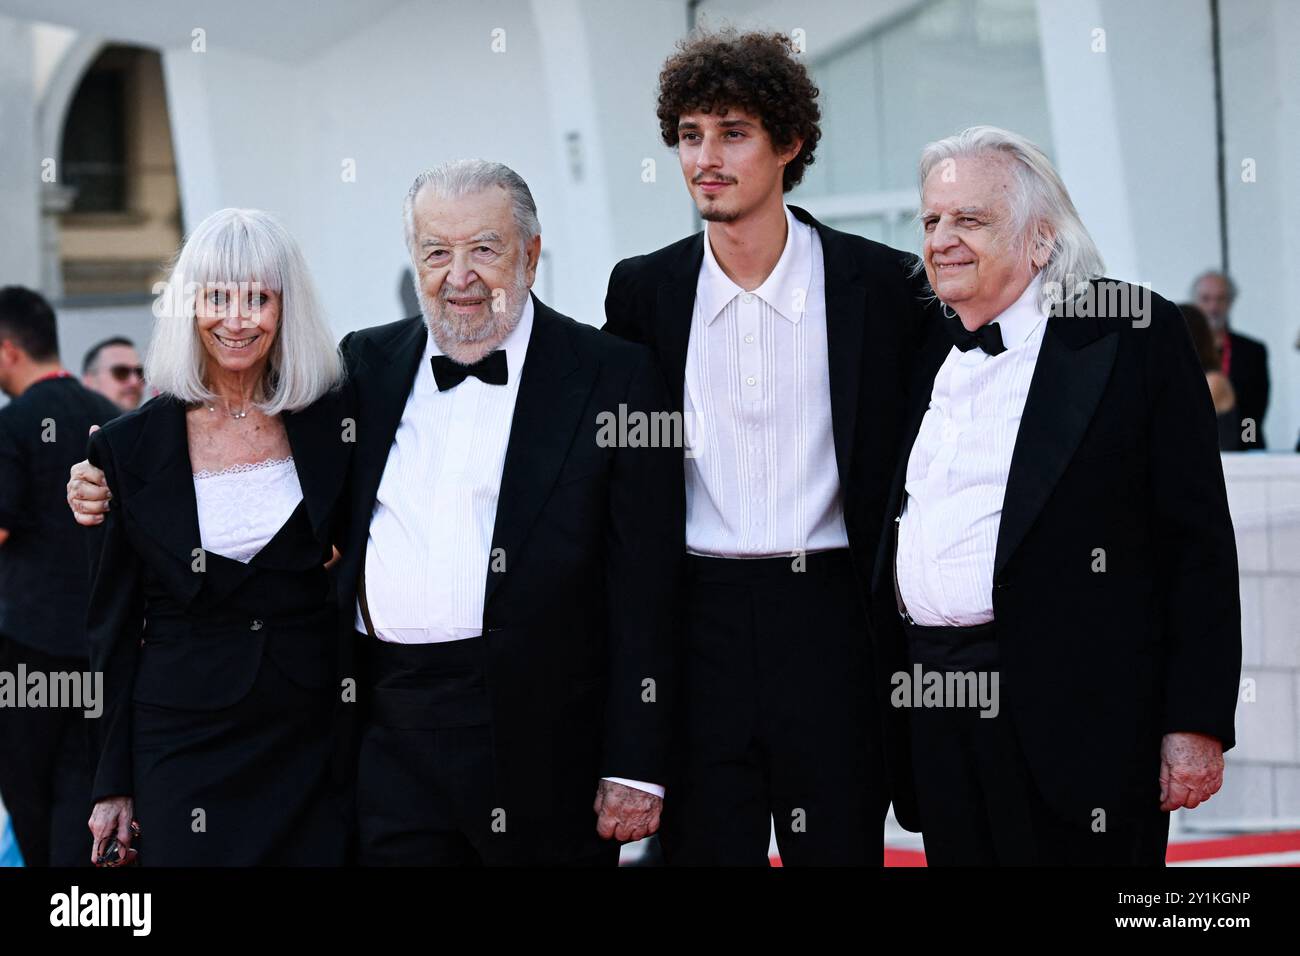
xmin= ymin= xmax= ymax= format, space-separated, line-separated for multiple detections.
xmin=746 ymin=376 xmax=757 ymax=386
xmin=744 ymin=334 xmax=754 ymax=344
xmin=249 ymin=619 xmax=264 ymax=631
xmin=741 ymin=292 xmax=755 ymax=304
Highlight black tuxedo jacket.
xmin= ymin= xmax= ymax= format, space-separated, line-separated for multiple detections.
xmin=334 ymin=295 xmax=683 ymax=863
xmin=602 ymin=204 xmax=938 ymax=810
xmin=84 ymin=388 xmax=354 ymax=801
xmin=871 ymin=280 xmax=1242 ymax=831
xmin=1227 ymin=330 xmax=1269 ymax=448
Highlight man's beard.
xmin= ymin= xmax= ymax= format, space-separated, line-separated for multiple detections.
xmin=417 ymin=271 xmax=529 ymax=356
xmin=699 ymin=204 xmax=742 ymax=223
xmin=695 ymin=184 xmax=742 ymax=223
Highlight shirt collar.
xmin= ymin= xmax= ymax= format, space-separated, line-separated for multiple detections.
xmin=987 ymin=274 xmax=1047 ymax=351
xmin=699 ymin=204 xmax=810 ymax=326
xmin=424 ymin=294 xmax=534 ymax=385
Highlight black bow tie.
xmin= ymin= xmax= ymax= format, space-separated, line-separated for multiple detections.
xmin=429 ymin=350 xmax=508 ymax=391
xmin=945 ymin=313 xmax=1007 ymax=356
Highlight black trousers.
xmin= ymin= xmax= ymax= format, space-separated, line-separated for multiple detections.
xmin=662 ymin=550 xmax=886 ymax=866
xmin=0 ymin=635 xmax=93 ymax=867
xmin=905 ymin=620 xmax=1170 ymax=866
xmin=355 ymin=634 xmax=617 ymax=867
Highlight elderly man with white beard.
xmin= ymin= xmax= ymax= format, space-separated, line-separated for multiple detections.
xmin=870 ymin=127 xmax=1241 ymax=865
xmin=330 ymin=160 xmax=682 ymax=865
xmin=68 ymin=160 xmax=684 ymax=866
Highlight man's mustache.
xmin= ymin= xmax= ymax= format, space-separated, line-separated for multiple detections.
xmin=438 ymin=285 xmax=493 ymax=303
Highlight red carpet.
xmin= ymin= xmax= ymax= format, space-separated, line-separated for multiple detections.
xmin=764 ymin=831 xmax=1300 ymax=866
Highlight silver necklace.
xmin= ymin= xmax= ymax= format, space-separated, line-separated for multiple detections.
xmin=207 ymin=400 xmax=249 ymax=420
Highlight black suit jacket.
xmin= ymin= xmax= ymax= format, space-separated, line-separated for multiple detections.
xmin=1227 ymin=330 xmax=1269 ymax=448
xmin=84 ymin=388 xmax=353 ymax=801
xmin=871 ymin=281 xmax=1242 ymax=831
xmin=602 ymin=205 xmax=938 ymax=815
xmin=334 ymin=296 xmax=683 ymax=863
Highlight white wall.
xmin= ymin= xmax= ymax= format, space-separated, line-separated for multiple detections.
xmin=1220 ymin=0 xmax=1300 ymax=451
xmin=1038 ymin=0 xmax=1300 ymax=449
xmin=57 ymin=302 xmax=156 ymax=378
xmin=151 ymin=0 xmax=694 ymax=336
xmin=1196 ymin=454 xmax=1300 ymax=830
xmin=0 ymin=13 xmax=41 ymax=288
xmin=1037 ymin=0 xmax=1220 ymax=310
xmin=541 ymin=0 xmax=696 ymax=274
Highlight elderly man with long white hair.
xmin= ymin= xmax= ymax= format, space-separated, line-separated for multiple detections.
xmin=76 ymin=208 xmax=355 ymax=865
xmin=870 ymin=126 xmax=1242 ymax=865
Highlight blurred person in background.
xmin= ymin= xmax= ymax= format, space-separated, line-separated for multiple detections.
xmin=1193 ymin=270 xmax=1269 ymax=448
xmin=81 ymin=337 xmax=144 ymax=412
xmin=0 ymin=286 xmax=120 ymax=867
xmin=1179 ymin=303 xmax=1242 ymax=451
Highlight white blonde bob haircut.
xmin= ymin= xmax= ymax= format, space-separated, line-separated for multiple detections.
xmin=145 ymin=207 xmax=344 ymax=414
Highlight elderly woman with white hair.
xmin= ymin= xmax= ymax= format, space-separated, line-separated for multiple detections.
xmin=77 ymin=208 xmax=354 ymax=866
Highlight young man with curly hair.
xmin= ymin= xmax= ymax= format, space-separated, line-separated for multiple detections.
xmin=603 ymin=29 xmax=936 ymax=865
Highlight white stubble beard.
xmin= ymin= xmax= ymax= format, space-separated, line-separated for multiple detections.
xmin=416 ymin=267 xmax=530 ymax=365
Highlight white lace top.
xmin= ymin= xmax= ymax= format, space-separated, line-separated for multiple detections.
xmin=193 ymin=456 xmax=304 ymax=564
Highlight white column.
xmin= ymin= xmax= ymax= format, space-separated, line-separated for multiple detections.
xmin=1034 ymin=0 xmax=1139 ymax=283
xmin=0 ymin=15 xmax=41 ymax=289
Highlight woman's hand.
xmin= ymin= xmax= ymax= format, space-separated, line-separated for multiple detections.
xmin=88 ymin=796 xmax=137 ymax=865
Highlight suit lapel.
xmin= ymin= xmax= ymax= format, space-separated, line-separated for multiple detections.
xmin=654 ymin=234 xmax=703 ymax=415
xmin=797 ymin=207 xmax=867 ymax=491
xmin=350 ymin=317 xmax=427 ymax=527
xmin=121 ymin=396 xmax=257 ymax=604
xmin=121 ymin=396 xmax=204 ymax=572
xmin=485 ymin=297 xmax=596 ymax=607
xmin=993 ymin=319 xmax=1118 ymax=576
xmin=282 ymin=388 xmax=349 ymax=544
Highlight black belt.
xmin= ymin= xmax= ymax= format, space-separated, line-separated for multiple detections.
xmin=903 ymin=620 xmax=998 ymax=673
xmin=359 ymin=632 xmax=491 ymax=729
xmin=685 ymin=548 xmax=854 ymax=583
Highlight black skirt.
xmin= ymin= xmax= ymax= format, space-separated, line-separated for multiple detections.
xmin=130 ymin=651 xmax=349 ymax=866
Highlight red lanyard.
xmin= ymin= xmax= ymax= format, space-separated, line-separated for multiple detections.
xmin=32 ymin=369 xmax=73 ymax=383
